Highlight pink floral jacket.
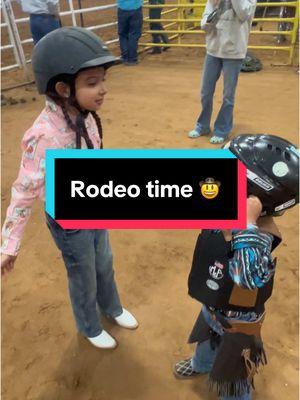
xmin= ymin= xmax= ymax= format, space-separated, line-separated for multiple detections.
xmin=1 ymin=100 xmax=101 ymax=256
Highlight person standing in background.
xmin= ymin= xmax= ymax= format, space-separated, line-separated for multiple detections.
xmin=17 ymin=0 xmax=61 ymax=44
xmin=148 ymin=0 xmax=169 ymax=54
xmin=188 ymin=0 xmax=256 ymax=144
xmin=117 ymin=0 xmax=143 ymax=65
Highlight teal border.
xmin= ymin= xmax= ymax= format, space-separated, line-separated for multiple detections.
xmin=45 ymin=149 xmax=236 ymax=218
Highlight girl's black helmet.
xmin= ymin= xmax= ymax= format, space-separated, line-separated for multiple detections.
xmin=227 ymin=134 xmax=299 ymax=215
xmin=32 ymin=27 xmax=120 ymax=94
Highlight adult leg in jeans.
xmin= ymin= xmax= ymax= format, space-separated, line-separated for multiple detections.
xmin=155 ymin=10 xmax=169 ymax=46
xmin=213 ymin=58 xmax=243 ymax=138
xmin=156 ymin=23 xmax=169 ymax=45
xmin=149 ymin=7 xmax=161 ymax=47
xmin=118 ymin=9 xmax=130 ymax=62
xmin=29 ymin=14 xmax=60 ymax=44
xmin=128 ymin=8 xmax=143 ymax=62
xmin=195 ymin=54 xmax=222 ymax=134
xmin=150 ymin=7 xmax=169 ymax=48
xmin=160 ymin=25 xmax=169 ymax=45
xmin=150 ymin=22 xmax=162 ymax=53
xmin=150 ymin=23 xmax=161 ymax=44
xmin=94 ymin=230 xmax=123 ymax=318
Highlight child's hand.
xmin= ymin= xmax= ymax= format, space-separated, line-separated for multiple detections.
xmin=247 ymin=196 xmax=263 ymax=225
xmin=1 ymin=254 xmax=17 ymax=276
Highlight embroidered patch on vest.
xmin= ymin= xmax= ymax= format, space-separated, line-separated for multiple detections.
xmin=206 ymin=279 xmax=220 ymax=291
xmin=209 ymin=261 xmax=224 ymax=280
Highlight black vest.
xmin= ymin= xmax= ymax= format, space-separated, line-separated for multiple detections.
xmin=188 ymin=230 xmax=281 ymax=314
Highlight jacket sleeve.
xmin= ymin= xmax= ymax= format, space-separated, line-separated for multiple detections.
xmin=231 ymin=0 xmax=257 ymax=23
xmin=229 ymin=228 xmax=275 ymax=290
xmin=1 ymin=132 xmax=48 ymax=256
xmin=201 ymin=0 xmax=215 ymax=30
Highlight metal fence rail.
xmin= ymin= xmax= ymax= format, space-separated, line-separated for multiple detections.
xmin=1 ymin=0 xmax=299 ymax=76
xmin=141 ymin=0 xmax=299 ymax=64
xmin=0 ymin=0 xmax=119 ymax=75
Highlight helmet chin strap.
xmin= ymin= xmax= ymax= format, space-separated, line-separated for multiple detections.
xmin=66 ymin=83 xmax=93 ymax=149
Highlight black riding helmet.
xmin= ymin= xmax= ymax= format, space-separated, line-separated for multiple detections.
xmin=226 ymin=134 xmax=299 ymax=215
xmin=32 ymin=27 xmax=120 ymax=94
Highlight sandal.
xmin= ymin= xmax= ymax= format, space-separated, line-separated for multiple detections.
xmin=210 ymin=136 xmax=225 ymax=144
xmin=173 ymin=358 xmax=201 ymax=379
xmin=188 ymin=128 xmax=210 ymax=139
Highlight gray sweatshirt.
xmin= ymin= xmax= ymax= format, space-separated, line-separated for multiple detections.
xmin=201 ymin=0 xmax=257 ymax=59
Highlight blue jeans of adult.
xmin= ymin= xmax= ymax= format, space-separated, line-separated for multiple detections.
xmin=118 ymin=7 xmax=143 ymax=62
xmin=150 ymin=22 xmax=169 ymax=44
xmin=149 ymin=6 xmax=169 ymax=44
xmin=195 ymin=54 xmax=243 ymax=138
xmin=29 ymin=14 xmax=61 ymax=45
xmin=191 ymin=306 xmax=251 ymax=400
xmin=46 ymin=213 xmax=123 ymax=338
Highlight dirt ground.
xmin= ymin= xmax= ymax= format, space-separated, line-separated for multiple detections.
xmin=1 ymin=49 xmax=299 ymax=400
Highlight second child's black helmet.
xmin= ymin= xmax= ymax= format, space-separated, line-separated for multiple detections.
xmin=227 ymin=134 xmax=299 ymax=215
xmin=32 ymin=27 xmax=120 ymax=94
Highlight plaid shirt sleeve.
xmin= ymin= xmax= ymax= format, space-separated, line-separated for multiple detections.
xmin=229 ymin=228 xmax=275 ymax=290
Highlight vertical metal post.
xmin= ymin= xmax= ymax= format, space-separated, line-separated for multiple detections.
xmin=288 ymin=1 xmax=299 ymax=65
xmin=1 ymin=1 xmax=21 ymax=67
xmin=3 ymin=0 xmax=30 ymax=80
xmin=181 ymin=2 xmax=185 ymax=43
xmin=78 ymin=0 xmax=84 ymax=27
xmin=68 ymin=0 xmax=77 ymax=26
xmin=178 ymin=1 xmax=182 ymax=44
xmin=262 ymin=0 xmax=270 ymax=19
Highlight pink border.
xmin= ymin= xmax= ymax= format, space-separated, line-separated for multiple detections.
xmin=57 ymin=161 xmax=247 ymax=230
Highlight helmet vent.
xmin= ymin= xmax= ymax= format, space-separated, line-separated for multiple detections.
xmin=284 ymin=152 xmax=291 ymax=161
xmin=267 ymin=144 xmax=272 ymax=150
xmin=275 ymin=147 xmax=281 ymax=155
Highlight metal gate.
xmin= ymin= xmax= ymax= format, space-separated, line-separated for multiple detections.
xmin=141 ymin=1 xmax=299 ymax=64
xmin=0 ymin=0 xmax=119 ymax=77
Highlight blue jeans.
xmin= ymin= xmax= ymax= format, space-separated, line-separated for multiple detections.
xmin=149 ymin=6 xmax=169 ymax=44
xmin=195 ymin=54 xmax=243 ymax=138
xmin=191 ymin=307 xmax=251 ymax=400
xmin=30 ymin=14 xmax=61 ymax=44
xmin=46 ymin=213 xmax=123 ymax=337
xmin=118 ymin=7 xmax=143 ymax=62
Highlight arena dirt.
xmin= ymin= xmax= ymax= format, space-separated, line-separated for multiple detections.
xmin=1 ymin=50 xmax=299 ymax=400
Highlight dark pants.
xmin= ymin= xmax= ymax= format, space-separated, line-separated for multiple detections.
xmin=30 ymin=14 xmax=61 ymax=45
xmin=149 ymin=8 xmax=169 ymax=44
xmin=118 ymin=7 xmax=143 ymax=62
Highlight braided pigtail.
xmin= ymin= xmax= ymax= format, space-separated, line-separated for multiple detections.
xmin=67 ymin=81 xmax=94 ymax=149
xmin=46 ymin=74 xmax=95 ymax=149
xmin=75 ymin=111 xmax=94 ymax=149
xmin=91 ymin=111 xmax=103 ymax=149
xmin=61 ymin=104 xmax=81 ymax=148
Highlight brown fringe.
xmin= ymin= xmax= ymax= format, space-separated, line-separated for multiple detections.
xmin=209 ymin=378 xmax=251 ymax=398
xmin=209 ymin=345 xmax=267 ymax=397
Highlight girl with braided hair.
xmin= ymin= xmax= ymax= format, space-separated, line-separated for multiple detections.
xmin=1 ymin=27 xmax=138 ymax=349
